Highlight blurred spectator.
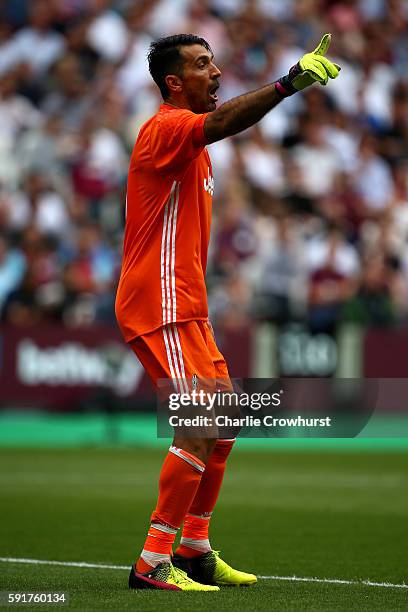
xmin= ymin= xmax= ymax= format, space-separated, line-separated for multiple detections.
xmin=70 ymin=116 xmax=127 ymax=220
xmin=308 ymin=261 xmax=349 ymax=334
xmin=238 ymin=126 xmax=286 ymax=195
xmin=0 ymin=0 xmax=65 ymax=77
xmin=253 ymin=215 xmax=305 ymax=325
xmin=115 ymin=3 xmax=154 ymax=108
xmin=180 ymin=0 xmax=231 ymax=62
xmin=41 ymin=53 xmax=92 ymax=129
xmin=2 ymin=268 xmax=42 ymax=326
xmin=86 ymin=0 xmax=129 ymax=63
xmin=306 ymin=226 xmax=359 ymax=333
xmin=209 ymin=272 xmax=253 ymax=329
xmin=62 ymin=222 xmax=117 ymax=324
xmin=17 ymin=114 xmax=69 ymax=177
xmin=0 ymin=232 xmax=26 ymax=314
xmin=146 ymin=0 xmax=191 ymax=38
xmin=63 ymin=16 xmax=101 ymax=80
xmin=291 ymin=116 xmax=344 ymax=198
xmin=343 ymin=254 xmax=397 ymax=327
xmin=211 ymin=181 xmax=256 ymax=278
xmin=0 ymin=70 xmax=42 ymax=141
xmin=380 ymin=81 xmax=408 ymax=167
xmin=0 ymin=70 xmax=43 ymax=186
xmin=4 ymin=172 xmax=72 ymax=239
xmin=352 ymin=133 xmax=394 ymax=214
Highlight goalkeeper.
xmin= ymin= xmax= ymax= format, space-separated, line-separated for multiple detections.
xmin=116 ymin=33 xmax=340 ymax=592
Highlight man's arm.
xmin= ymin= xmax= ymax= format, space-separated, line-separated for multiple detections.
xmin=204 ymin=84 xmax=283 ymax=143
xmin=204 ymin=33 xmax=340 ymax=144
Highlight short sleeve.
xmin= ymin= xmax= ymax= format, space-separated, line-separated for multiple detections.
xmin=150 ymin=108 xmax=209 ymax=174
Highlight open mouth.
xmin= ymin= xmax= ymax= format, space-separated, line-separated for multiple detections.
xmin=209 ymin=84 xmax=219 ymax=102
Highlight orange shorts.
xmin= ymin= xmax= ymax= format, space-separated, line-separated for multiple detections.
xmin=129 ymin=320 xmax=230 ymax=391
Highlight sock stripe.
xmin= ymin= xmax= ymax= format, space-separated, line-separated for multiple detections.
xmin=169 ymin=446 xmax=205 ymax=473
xmin=180 ymin=537 xmax=210 ymax=547
xmin=179 ymin=537 xmax=211 ymax=554
xmin=187 ymin=512 xmax=212 ymax=520
xmin=141 ymin=550 xmax=171 ymax=566
xmin=150 ymin=522 xmax=178 ymax=535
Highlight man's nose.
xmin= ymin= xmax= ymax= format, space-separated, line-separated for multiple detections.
xmin=211 ymin=62 xmax=222 ymax=79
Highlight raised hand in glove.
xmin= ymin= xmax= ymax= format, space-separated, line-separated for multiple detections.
xmin=275 ymin=33 xmax=341 ymax=98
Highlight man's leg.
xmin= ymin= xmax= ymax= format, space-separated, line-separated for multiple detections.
xmin=171 ymin=322 xmax=256 ymax=585
xmin=136 ymin=438 xmax=215 ymax=573
xmin=176 ymin=321 xmax=235 ymax=557
xmin=176 ymin=438 xmax=235 ymax=558
xmin=173 ymin=431 xmax=256 ymax=585
xmin=129 ymin=323 xmax=218 ymax=574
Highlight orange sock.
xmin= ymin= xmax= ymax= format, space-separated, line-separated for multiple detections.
xmin=176 ymin=514 xmax=211 ymax=558
xmin=136 ymin=446 xmax=205 ymax=572
xmin=176 ymin=439 xmax=235 ymax=558
xmin=136 ymin=524 xmax=176 ymax=573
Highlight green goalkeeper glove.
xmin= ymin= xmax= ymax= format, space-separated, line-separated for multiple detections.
xmin=275 ymin=33 xmax=341 ymax=97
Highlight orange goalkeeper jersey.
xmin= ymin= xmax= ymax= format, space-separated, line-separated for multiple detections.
xmin=115 ymin=104 xmax=214 ymax=342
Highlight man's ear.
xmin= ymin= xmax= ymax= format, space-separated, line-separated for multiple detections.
xmin=165 ymin=74 xmax=183 ymax=94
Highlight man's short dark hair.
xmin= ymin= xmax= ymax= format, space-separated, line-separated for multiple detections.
xmin=147 ymin=34 xmax=212 ymax=99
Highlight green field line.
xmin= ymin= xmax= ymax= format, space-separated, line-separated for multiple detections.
xmin=0 ymin=411 xmax=407 ymax=450
xmin=0 ymin=557 xmax=407 ymax=590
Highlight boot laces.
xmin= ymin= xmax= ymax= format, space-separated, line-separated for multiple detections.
xmin=170 ymin=564 xmax=196 ymax=586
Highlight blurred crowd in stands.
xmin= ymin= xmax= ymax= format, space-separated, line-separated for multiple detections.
xmin=0 ymin=0 xmax=407 ymax=334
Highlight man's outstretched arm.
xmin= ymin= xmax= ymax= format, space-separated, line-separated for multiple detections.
xmin=204 ymin=33 xmax=340 ymax=144
xmin=204 ymin=84 xmax=284 ymax=143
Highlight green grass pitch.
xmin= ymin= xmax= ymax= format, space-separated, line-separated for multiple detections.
xmin=0 ymin=447 xmax=407 ymax=610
